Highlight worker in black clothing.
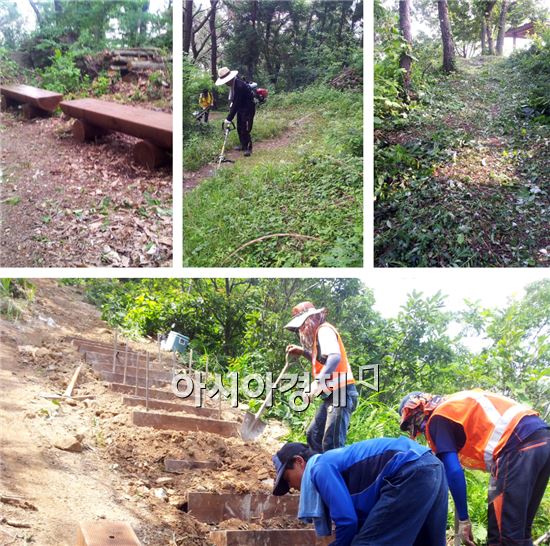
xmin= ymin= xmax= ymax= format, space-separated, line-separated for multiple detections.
xmin=215 ymin=66 xmax=256 ymax=157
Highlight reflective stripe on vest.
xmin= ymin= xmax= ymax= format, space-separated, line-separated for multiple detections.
xmin=312 ymin=323 xmax=354 ymax=391
xmin=426 ymin=390 xmax=538 ymax=471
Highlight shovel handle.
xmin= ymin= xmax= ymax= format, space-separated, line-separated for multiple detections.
xmin=254 ymin=353 xmax=292 ymax=420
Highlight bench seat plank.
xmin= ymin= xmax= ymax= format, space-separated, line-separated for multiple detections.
xmin=0 ymin=84 xmax=63 ymax=112
xmin=60 ymin=98 xmax=172 ymax=149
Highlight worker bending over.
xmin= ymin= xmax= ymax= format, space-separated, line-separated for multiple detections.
xmin=399 ymin=390 xmax=550 ymax=546
xmin=272 ymin=438 xmax=448 ymax=546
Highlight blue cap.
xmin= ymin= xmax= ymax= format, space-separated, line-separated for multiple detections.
xmin=272 ymin=442 xmax=308 ymax=496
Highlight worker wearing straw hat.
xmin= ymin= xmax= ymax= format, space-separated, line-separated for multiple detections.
xmin=285 ymin=301 xmax=358 ymax=453
xmin=215 ymin=66 xmax=256 ymax=157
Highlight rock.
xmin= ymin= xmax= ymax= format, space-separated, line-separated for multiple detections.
xmin=155 ymin=477 xmax=173 ymax=485
xmin=53 ymin=435 xmax=83 ymax=453
xmin=65 ymin=399 xmax=78 ymax=407
xmin=136 ymin=485 xmax=150 ymax=496
xmin=152 ymin=488 xmax=168 ymax=501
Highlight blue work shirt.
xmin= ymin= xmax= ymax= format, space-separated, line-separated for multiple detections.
xmin=308 ymin=437 xmax=430 ymax=546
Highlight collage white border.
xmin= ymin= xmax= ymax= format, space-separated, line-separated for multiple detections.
xmin=1 ymin=2 xmax=547 ymax=292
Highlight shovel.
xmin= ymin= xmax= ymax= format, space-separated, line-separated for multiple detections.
xmin=240 ymin=352 xmax=292 ymax=441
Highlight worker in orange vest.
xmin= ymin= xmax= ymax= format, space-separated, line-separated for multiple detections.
xmin=285 ymin=301 xmax=358 ymax=452
xmin=399 ymin=390 xmax=550 ymax=546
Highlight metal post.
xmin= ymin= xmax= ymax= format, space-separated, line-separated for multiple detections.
xmin=112 ymin=330 xmax=118 ymax=373
xmin=145 ymin=353 xmax=150 ymax=411
xmin=157 ymin=334 xmax=161 ymax=369
xmin=123 ymin=343 xmax=129 ymax=385
xmin=135 ymin=353 xmax=140 ymax=396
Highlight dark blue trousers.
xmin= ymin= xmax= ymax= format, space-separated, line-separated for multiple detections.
xmin=488 ymin=428 xmax=550 ymax=546
xmin=351 ymin=453 xmax=448 ymax=546
xmin=307 ymin=383 xmax=358 ymax=452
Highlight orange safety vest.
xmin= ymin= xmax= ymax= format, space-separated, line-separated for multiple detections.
xmin=425 ymin=389 xmax=538 ymax=471
xmin=311 ymin=323 xmax=355 ymax=391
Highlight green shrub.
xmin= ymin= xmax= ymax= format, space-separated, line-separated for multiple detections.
xmin=0 ymin=47 xmax=20 ymax=82
xmin=509 ymin=28 xmax=550 ymax=118
xmin=37 ymin=49 xmax=87 ymax=95
xmin=0 ymin=279 xmax=35 ymax=320
xmin=91 ymin=72 xmax=110 ymax=96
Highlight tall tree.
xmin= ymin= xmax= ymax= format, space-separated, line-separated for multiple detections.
xmin=495 ymin=0 xmax=510 ymax=55
xmin=27 ymin=0 xmax=42 ymax=24
xmin=209 ymin=0 xmax=218 ymax=82
xmin=398 ymin=0 xmax=413 ymax=95
xmin=183 ymin=0 xmax=193 ymax=54
xmin=481 ymin=0 xmax=497 ymax=54
xmin=438 ymin=0 xmax=456 ymax=72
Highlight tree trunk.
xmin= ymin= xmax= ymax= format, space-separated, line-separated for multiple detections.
xmin=53 ymin=0 xmax=62 ymax=17
xmin=210 ymin=0 xmax=218 ymax=82
xmin=398 ymin=0 xmax=413 ymax=95
xmin=481 ymin=22 xmax=487 ymax=54
xmin=482 ymin=1 xmax=497 ymax=55
xmin=301 ymin=7 xmax=313 ymax=50
xmin=495 ymin=0 xmax=509 ymax=56
xmin=486 ymin=16 xmax=494 ymax=54
xmin=27 ymin=0 xmax=42 ymax=23
xmin=337 ymin=1 xmax=348 ymax=43
xmin=438 ymin=0 xmax=456 ymax=73
xmin=183 ymin=0 xmax=194 ymax=55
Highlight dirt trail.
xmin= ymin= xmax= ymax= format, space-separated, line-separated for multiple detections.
xmin=0 ymin=111 xmax=172 ymax=268
xmin=375 ymin=56 xmax=549 ymax=266
xmin=183 ymin=115 xmax=311 ymax=194
xmin=0 ymin=280 xmax=300 ymax=545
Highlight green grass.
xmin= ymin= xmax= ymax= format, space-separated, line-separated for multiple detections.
xmin=1 ymin=196 xmax=21 ymax=205
xmin=375 ymin=56 xmax=550 ymax=267
xmin=183 ymin=85 xmax=363 ymax=267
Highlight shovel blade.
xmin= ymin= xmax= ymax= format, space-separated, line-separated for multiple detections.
xmin=240 ymin=411 xmax=266 ymax=441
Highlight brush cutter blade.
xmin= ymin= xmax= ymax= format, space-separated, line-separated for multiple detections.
xmin=240 ymin=411 xmax=266 ymax=441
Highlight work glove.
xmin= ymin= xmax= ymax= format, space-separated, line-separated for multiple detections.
xmin=458 ymin=519 xmax=476 ymax=546
xmin=286 ymin=344 xmax=304 ymax=357
xmin=302 ymin=379 xmax=324 ymax=403
xmin=224 ymin=119 xmax=232 ymax=129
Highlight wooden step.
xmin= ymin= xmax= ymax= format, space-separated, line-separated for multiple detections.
xmin=185 ymin=492 xmax=299 ymax=523
xmin=209 ymin=529 xmax=331 ymax=546
xmin=76 ymin=521 xmax=141 ymax=546
xmin=132 ymin=411 xmax=239 ymax=437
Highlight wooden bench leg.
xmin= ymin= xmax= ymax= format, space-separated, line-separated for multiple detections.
xmin=72 ymin=119 xmax=109 ymax=142
xmin=21 ymin=103 xmax=45 ymax=120
xmin=133 ymin=140 xmax=169 ymax=169
xmin=1 ymin=95 xmax=17 ymax=111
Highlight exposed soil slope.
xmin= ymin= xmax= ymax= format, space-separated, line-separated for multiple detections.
xmin=0 ymin=280 xmax=301 ymax=546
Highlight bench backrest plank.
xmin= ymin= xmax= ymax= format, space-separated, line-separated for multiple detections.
xmin=0 ymin=84 xmax=63 ymax=112
xmin=60 ymin=98 xmax=172 ymax=149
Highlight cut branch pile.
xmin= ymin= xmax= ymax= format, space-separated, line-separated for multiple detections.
xmin=79 ymin=48 xmax=171 ymax=81
xmin=329 ymin=67 xmax=363 ymax=91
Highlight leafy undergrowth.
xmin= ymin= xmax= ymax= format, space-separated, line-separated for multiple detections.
xmin=375 ymin=56 xmax=549 ymax=267
xmin=184 ymin=86 xmax=363 ymax=267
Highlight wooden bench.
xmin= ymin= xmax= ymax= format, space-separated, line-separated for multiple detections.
xmin=60 ymin=98 xmax=172 ymax=169
xmin=0 ymin=83 xmax=63 ymax=119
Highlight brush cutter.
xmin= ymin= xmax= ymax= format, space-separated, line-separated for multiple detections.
xmin=218 ymin=120 xmax=236 ymax=168
xmin=240 ymin=352 xmax=293 ymax=441
xmin=193 ymin=106 xmax=211 ymax=123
